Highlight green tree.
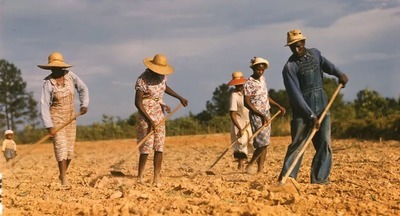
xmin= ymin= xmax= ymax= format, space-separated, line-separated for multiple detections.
xmin=0 ymin=59 xmax=39 ymax=130
xmin=127 ymin=112 xmax=138 ymax=126
xmin=268 ymin=88 xmax=291 ymax=115
xmin=323 ymin=78 xmax=353 ymax=120
xmin=196 ymin=84 xmax=232 ymax=122
xmin=354 ymin=88 xmax=389 ymax=118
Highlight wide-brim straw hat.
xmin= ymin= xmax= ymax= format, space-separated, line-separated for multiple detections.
xmin=143 ymin=53 xmax=174 ymax=75
xmin=37 ymin=52 xmax=73 ymax=70
xmin=249 ymin=57 xmax=270 ymax=69
xmin=228 ymin=71 xmax=247 ymax=86
xmin=285 ymin=29 xmax=307 ymax=46
xmin=4 ymin=130 xmax=13 ymax=135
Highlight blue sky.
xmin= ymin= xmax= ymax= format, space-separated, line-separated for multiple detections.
xmin=1 ymin=0 xmax=399 ymax=125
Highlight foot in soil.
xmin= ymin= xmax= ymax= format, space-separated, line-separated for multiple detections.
xmin=137 ymin=177 xmax=144 ymax=184
xmin=153 ymin=182 xmax=162 ymax=188
xmin=58 ymin=175 xmax=69 ymax=186
xmin=246 ymin=164 xmax=257 ymax=174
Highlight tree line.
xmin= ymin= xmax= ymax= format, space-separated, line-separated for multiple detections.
xmin=1 ymin=59 xmax=399 ymax=144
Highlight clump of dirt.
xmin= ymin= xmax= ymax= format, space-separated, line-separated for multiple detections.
xmin=2 ymin=135 xmax=399 ymax=215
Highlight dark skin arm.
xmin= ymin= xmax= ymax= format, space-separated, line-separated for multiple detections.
xmin=135 ymin=84 xmax=188 ymax=131
xmin=135 ymin=90 xmax=156 ymax=130
xmin=165 ymin=85 xmax=189 ymax=108
xmin=230 ymin=111 xmax=243 ymax=138
xmin=47 ymin=106 xmax=88 ymax=136
xmin=244 ymin=96 xmax=286 ymax=125
xmin=244 ymin=95 xmax=268 ymax=125
xmin=268 ymin=97 xmax=286 ymax=115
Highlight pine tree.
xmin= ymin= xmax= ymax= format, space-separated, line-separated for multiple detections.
xmin=0 ymin=59 xmax=39 ymax=130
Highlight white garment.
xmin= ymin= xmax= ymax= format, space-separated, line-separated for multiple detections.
xmin=229 ymin=91 xmax=253 ymax=156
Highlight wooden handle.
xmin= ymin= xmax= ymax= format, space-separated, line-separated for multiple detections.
xmin=34 ymin=113 xmax=81 ymax=145
xmin=110 ymin=103 xmax=183 ymax=168
xmin=207 ymin=122 xmax=251 ymax=170
xmin=136 ymin=103 xmax=183 ymax=148
xmin=207 ymin=110 xmax=282 ymax=171
xmin=280 ymin=84 xmax=343 ymax=184
xmin=250 ymin=110 xmax=282 ymax=141
xmin=11 ymin=112 xmax=81 ymax=167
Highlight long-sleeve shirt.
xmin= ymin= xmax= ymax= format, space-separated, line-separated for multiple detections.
xmin=282 ymin=48 xmax=344 ymax=119
xmin=40 ymin=71 xmax=89 ymax=128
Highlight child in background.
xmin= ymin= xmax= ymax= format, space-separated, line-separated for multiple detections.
xmin=2 ymin=130 xmax=17 ymax=162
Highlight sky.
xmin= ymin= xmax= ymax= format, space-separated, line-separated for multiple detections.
xmin=0 ymin=0 xmax=399 ymax=126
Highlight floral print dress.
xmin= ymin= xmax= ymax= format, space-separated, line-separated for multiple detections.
xmin=135 ymin=70 xmax=168 ymax=154
xmin=244 ymin=76 xmax=271 ymax=148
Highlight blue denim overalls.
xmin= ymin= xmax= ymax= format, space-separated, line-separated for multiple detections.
xmin=279 ymin=50 xmax=332 ymax=184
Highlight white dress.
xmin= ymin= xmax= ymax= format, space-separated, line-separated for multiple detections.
xmin=229 ymin=91 xmax=253 ymax=158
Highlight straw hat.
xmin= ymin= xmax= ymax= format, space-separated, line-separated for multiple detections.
xmin=285 ymin=29 xmax=307 ymax=46
xmin=227 ymin=71 xmax=247 ymax=86
xmin=4 ymin=130 xmax=13 ymax=135
xmin=143 ymin=53 xmax=174 ymax=75
xmin=37 ymin=52 xmax=73 ymax=70
xmin=249 ymin=57 xmax=269 ymax=69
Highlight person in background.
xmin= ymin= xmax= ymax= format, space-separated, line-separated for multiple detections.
xmin=278 ymin=29 xmax=348 ymax=184
xmin=38 ymin=52 xmax=89 ymax=186
xmin=244 ymin=57 xmax=286 ymax=174
xmin=2 ymin=130 xmax=17 ymax=162
xmin=227 ymin=71 xmax=253 ymax=170
xmin=135 ymin=53 xmax=188 ymax=186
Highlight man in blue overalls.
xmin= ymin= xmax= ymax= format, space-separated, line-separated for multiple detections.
xmin=278 ymin=29 xmax=349 ymax=184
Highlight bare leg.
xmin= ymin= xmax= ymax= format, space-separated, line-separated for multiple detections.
xmin=57 ymin=160 xmax=68 ymax=185
xmin=246 ymin=146 xmax=266 ymax=174
xmin=238 ymin=158 xmax=246 ymax=170
xmin=138 ymin=154 xmax=148 ymax=183
xmin=66 ymin=159 xmax=71 ymax=171
xmin=153 ymin=151 xmax=163 ymax=186
xmin=257 ymin=147 xmax=267 ymax=173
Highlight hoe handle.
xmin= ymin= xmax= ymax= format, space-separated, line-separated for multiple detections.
xmin=136 ymin=103 xmax=183 ymax=149
xmin=34 ymin=113 xmax=81 ymax=145
xmin=280 ymin=84 xmax=343 ymax=184
xmin=207 ymin=110 xmax=282 ymax=171
xmin=11 ymin=113 xmax=81 ymax=167
xmin=110 ymin=103 xmax=183 ymax=168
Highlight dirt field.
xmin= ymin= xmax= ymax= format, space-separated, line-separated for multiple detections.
xmin=2 ymin=134 xmax=399 ymax=215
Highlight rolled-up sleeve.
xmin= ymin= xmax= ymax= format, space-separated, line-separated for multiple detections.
xmin=40 ymin=81 xmax=54 ymax=128
xmin=70 ymin=72 xmax=89 ymax=108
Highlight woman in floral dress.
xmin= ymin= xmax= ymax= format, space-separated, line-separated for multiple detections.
xmin=135 ymin=53 xmax=188 ymax=186
xmin=244 ymin=57 xmax=285 ymax=174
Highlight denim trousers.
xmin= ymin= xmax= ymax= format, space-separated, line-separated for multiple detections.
xmin=279 ymin=114 xmax=332 ymax=183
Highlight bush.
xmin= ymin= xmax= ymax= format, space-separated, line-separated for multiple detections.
xmin=333 ymin=114 xmax=400 ymax=140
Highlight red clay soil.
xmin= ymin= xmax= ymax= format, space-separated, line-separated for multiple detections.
xmin=2 ymin=134 xmax=399 ymax=215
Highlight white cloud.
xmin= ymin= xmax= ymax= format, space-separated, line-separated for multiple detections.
xmin=1 ymin=0 xmax=399 ymax=124
xmin=307 ymin=7 xmax=400 ymax=64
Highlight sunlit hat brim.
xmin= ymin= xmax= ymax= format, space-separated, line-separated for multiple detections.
xmin=227 ymin=77 xmax=247 ymax=86
xmin=143 ymin=58 xmax=174 ymax=75
xmin=37 ymin=62 xmax=73 ymax=70
xmin=285 ymin=36 xmax=307 ymax=47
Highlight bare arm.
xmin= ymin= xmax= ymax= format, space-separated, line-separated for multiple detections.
xmin=268 ymin=97 xmax=286 ymax=115
xmin=135 ymin=90 xmax=156 ymax=129
xmin=229 ymin=111 xmax=243 ymax=137
xmin=165 ymin=85 xmax=188 ymax=107
xmin=244 ymin=95 xmax=268 ymax=124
